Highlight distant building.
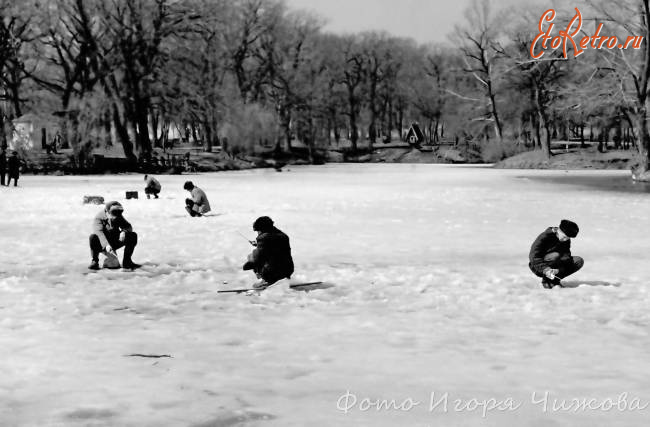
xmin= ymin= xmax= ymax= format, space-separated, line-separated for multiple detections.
xmin=11 ymin=113 xmax=60 ymax=150
xmin=405 ymin=123 xmax=425 ymax=146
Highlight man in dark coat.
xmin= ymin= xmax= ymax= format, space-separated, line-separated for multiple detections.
xmin=7 ymin=151 xmax=20 ymax=186
xmin=0 ymin=148 xmax=6 ymax=186
xmin=88 ymin=201 xmax=140 ymax=270
xmin=529 ymin=219 xmax=583 ymax=288
xmin=243 ymin=216 xmax=294 ymax=288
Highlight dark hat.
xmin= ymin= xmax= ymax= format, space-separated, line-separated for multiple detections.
xmin=559 ymin=219 xmax=579 ymax=238
xmin=183 ymin=181 xmax=194 ymax=190
xmin=253 ymin=216 xmax=274 ymax=232
xmin=105 ymin=201 xmax=124 ymax=215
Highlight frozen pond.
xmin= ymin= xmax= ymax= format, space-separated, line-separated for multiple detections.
xmin=0 ymin=164 xmax=648 ymax=426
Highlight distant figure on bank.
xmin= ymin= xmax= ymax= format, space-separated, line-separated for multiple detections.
xmin=144 ymin=174 xmax=161 ymax=199
xmin=0 ymin=148 xmax=6 ymax=186
xmin=243 ymin=216 xmax=294 ymax=288
xmin=183 ymin=181 xmax=211 ymax=217
xmin=88 ymin=201 xmax=140 ymax=270
xmin=7 ymin=151 xmax=20 ymax=187
xmin=529 ymin=219 xmax=583 ymax=288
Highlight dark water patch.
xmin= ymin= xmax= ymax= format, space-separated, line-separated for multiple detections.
xmin=65 ymin=407 xmax=118 ymax=420
xmin=191 ymin=411 xmax=276 ymax=427
xmin=518 ymin=174 xmax=650 ymax=194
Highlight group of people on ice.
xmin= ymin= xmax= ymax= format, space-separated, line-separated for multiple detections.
xmin=88 ymin=175 xmax=294 ymax=289
xmin=88 ymin=173 xmax=582 ymax=290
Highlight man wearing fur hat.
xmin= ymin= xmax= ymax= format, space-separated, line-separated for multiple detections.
xmin=88 ymin=201 xmax=140 ymax=270
xmin=243 ymin=216 xmax=294 ymax=288
xmin=529 ymin=219 xmax=583 ymax=288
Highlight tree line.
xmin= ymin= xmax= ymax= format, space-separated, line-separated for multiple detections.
xmin=0 ymin=0 xmax=649 ymax=176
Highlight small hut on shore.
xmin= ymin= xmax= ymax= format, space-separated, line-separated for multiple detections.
xmin=11 ymin=113 xmax=61 ymax=151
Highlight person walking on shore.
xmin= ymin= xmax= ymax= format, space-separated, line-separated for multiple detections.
xmin=0 ymin=148 xmax=6 ymax=186
xmin=7 ymin=151 xmax=20 ymax=187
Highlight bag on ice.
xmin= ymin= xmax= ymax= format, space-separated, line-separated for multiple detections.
xmin=102 ymin=251 xmax=121 ymax=269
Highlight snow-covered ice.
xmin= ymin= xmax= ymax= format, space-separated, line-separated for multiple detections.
xmin=0 ymin=164 xmax=648 ymax=426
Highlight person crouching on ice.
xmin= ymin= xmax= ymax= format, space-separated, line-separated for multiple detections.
xmin=529 ymin=219 xmax=583 ymax=288
xmin=88 ymin=201 xmax=140 ymax=270
xmin=183 ymin=181 xmax=211 ymax=217
xmin=144 ymin=174 xmax=161 ymax=199
xmin=243 ymin=216 xmax=294 ymax=289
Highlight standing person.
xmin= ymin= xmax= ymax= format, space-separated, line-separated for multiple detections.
xmin=183 ymin=181 xmax=211 ymax=217
xmin=7 ymin=151 xmax=20 ymax=187
xmin=88 ymin=201 xmax=140 ymax=270
xmin=144 ymin=174 xmax=161 ymax=199
xmin=0 ymin=148 xmax=6 ymax=186
xmin=529 ymin=219 xmax=583 ymax=288
xmin=243 ymin=216 xmax=294 ymax=288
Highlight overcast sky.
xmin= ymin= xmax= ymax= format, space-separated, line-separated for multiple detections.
xmin=283 ymin=0 xmax=520 ymax=44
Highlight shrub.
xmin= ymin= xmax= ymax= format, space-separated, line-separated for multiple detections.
xmin=480 ymin=139 xmax=529 ymax=163
xmin=220 ymin=102 xmax=279 ymax=156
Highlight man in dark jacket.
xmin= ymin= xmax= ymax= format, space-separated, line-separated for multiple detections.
xmin=243 ymin=216 xmax=294 ymax=288
xmin=7 ymin=151 xmax=20 ymax=186
xmin=0 ymin=148 xmax=6 ymax=186
xmin=88 ymin=201 xmax=140 ymax=270
xmin=529 ymin=219 xmax=583 ymax=288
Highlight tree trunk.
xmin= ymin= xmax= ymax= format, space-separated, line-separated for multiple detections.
xmin=151 ymin=110 xmax=161 ymax=148
xmin=203 ymin=118 xmax=213 ymax=153
xmin=533 ymin=113 xmax=542 ymax=150
xmin=631 ymin=106 xmax=650 ymax=179
xmin=112 ymin=104 xmax=136 ymax=164
xmin=488 ymin=86 xmax=503 ymax=140
xmin=397 ymin=106 xmax=403 ymax=141
xmin=349 ymin=99 xmax=359 ymax=153
xmin=534 ymin=87 xmax=551 ymax=159
xmin=386 ymin=99 xmax=393 ymax=143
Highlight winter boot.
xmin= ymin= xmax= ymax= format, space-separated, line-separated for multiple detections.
xmin=122 ymin=260 xmax=141 ymax=270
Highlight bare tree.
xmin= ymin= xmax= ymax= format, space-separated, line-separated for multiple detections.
xmin=585 ymin=0 xmax=650 ymax=179
xmin=452 ymin=0 xmax=504 ymax=141
xmin=340 ymin=36 xmax=365 ymax=154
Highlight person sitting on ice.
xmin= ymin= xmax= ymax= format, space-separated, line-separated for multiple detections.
xmin=144 ymin=174 xmax=161 ymax=199
xmin=529 ymin=219 xmax=583 ymax=289
xmin=88 ymin=201 xmax=140 ymax=270
xmin=183 ymin=181 xmax=211 ymax=217
xmin=243 ymin=216 xmax=294 ymax=289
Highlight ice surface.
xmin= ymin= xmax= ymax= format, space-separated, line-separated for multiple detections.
xmin=0 ymin=165 xmax=648 ymax=426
